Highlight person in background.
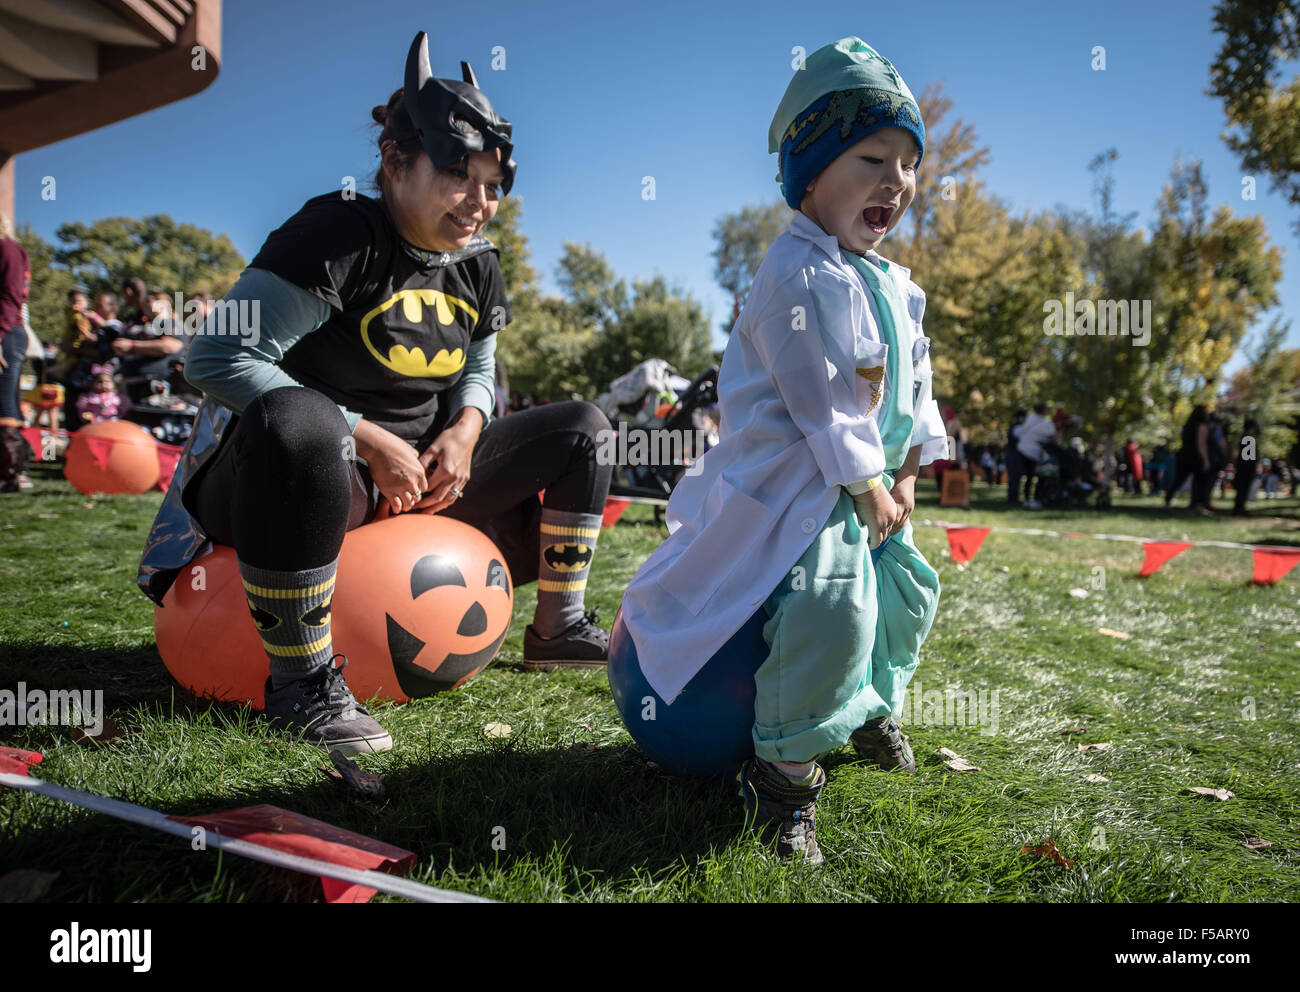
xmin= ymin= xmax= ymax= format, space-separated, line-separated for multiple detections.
xmin=1164 ymin=405 xmax=1211 ymax=514
xmin=75 ymin=364 xmax=123 ymax=423
xmin=1006 ymin=409 xmax=1026 ymax=504
xmin=1121 ymin=437 xmax=1143 ymax=495
xmin=0 ymin=208 xmax=32 ymax=491
xmin=120 ymin=278 xmax=148 ymax=327
xmin=978 ymin=446 xmax=996 ymax=485
xmin=1016 ymin=401 xmax=1057 ymax=509
xmin=112 ymin=290 xmax=185 ymax=397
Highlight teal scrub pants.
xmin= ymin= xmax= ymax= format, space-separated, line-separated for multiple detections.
xmin=752 ymin=487 xmax=941 ymax=763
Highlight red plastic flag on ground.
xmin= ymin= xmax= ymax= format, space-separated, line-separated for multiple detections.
xmin=945 ymin=526 xmax=990 ymax=564
xmin=1138 ymin=540 xmax=1194 ymax=578
xmin=171 ymin=805 xmax=417 ymax=904
xmin=1251 ymin=546 xmax=1300 ymax=586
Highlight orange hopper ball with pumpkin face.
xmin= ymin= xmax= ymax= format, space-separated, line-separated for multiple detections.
xmin=155 ymin=515 xmax=513 ymax=708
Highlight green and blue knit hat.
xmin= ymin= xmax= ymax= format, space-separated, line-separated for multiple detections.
xmin=769 ymin=38 xmax=925 ymax=209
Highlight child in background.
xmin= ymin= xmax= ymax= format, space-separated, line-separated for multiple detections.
xmin=75 ymin=364 xmax=123 ymax=423
xmin=621 ymin=38 xmax=947 ymax=864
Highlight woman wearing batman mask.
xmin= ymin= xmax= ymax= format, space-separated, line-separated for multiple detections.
xmin=137 ymin=32 xmax=613 ymax=754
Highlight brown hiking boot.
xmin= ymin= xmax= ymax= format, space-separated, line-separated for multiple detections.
xmin=850 ymin=715 xmax=916 ymax=773
xmin=737 ymin=756 xmax=825 ymax=865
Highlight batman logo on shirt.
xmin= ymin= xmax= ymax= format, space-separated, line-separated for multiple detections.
xmin=359 ymin=289 xmax=478 ymax=378
xmin=543 ymin=543 xmax=593 ymax=572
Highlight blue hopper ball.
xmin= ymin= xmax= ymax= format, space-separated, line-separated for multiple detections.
xmin=609 ymin=535 xmax=892 ymax=779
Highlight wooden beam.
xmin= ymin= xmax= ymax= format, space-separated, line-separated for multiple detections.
xmin=0 ymin=0 xmax=220 ymax=154
xmin=98 ymin=0 xmax=175 ymax=45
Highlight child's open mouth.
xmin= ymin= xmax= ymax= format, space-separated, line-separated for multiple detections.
xmin=862 ymin=204 xmax=894 ymax=234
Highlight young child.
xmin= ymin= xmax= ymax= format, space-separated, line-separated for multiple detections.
xmin=75 ymin=364 xmax=123 ymax=423
xmin=620 ymin=38 xmax=946 ymax=864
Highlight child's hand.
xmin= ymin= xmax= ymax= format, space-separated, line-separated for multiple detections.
xmin=852 ymin=484 xmax=904 ymax=549
xmin=890 ymin=476 xmax=916 ymax=528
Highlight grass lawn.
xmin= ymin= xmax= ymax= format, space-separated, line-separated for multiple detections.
xmin=2 ymin=463 xmax=1298 ymax=902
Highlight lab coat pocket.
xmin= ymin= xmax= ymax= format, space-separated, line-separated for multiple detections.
xmin=853 ymin=339 xmax=889 ymax=418
xmin=911 ymin=335 xmax=933 ymax=404
xmin=657 ymin=474 xmax=775 ymax=616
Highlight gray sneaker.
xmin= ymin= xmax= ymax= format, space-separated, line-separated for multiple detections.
xmin=850 ymin=715 xmax=915 ymax=773
xmin=737 ymin=756 xmax=826 ymax=866
xmin=262 ymin=656 xmax=393 ymax=755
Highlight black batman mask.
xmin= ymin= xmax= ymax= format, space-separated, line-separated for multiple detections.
xmin=403 ymin=31 xmax=517 ymax=195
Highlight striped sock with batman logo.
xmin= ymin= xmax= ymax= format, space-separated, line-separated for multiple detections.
xmin=534 ymin=508 xmax=601 ymax=637
xmin=237 ymin=558 xmax=338 ymax=689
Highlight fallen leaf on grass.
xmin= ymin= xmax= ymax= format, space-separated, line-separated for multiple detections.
xmin=1186 ymin=786 xmax=1235 ymax=801
xmin=320 ymin=749 xmax=384 ymax=798
xmin=69 ymin=718 xmax=123 ymax=747
xmin=1068 ymin=588 xmax=1089 ymax=599
xmin=0 ymin=869 xmax=60 ymax=902
xmin=936 ymin=746 xmax=980 ymax=771
xmin=1243 ymin=837 xmax=1273 ymax=851
xmin=1097 ymin=628 xmax=1131 ymax=640
xmin=1059 ymin=727 xmax=1086 ymax=735
xmin=483 ymin=722 xmax=512 ymax=739
xmin=1021 ymin=840 xmax=1074 ymax=869
xmin=1076 ymin=742 xmax=1112 ymax=753
xmin=1084 ymin=773 xmax=1110 ymax=783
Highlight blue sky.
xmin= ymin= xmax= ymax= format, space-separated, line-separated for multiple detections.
xmin=14 ymin=0 xmax=1297 ymax=374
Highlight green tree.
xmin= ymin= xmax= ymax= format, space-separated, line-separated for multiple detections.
xmin=1146 ymin=158 xmax=1283 ymax=433
xmin=554 ymin=242 xmax=626 ymax=329
xmin=1209 ymin=0 xmax=1300 ymax=237
xmin=1226 ymin=319 xmax=1300 ymax=458
xmin=53 ymin=215 xmax=245 ymax=300
xmin=711 ymin=201 xmax=790 ymax=333
xmin=587 ymin=276 xmax=714 ymax=391
xmin=886 ymin=84 xmax=1065 ymax=439
xmin=484 ymin=196 xmax=538 ymax=299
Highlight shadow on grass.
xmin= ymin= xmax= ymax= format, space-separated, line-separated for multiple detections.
xmin=0 ymin=643 xmax=176 ymax=711
xmin=2 ymin=734 xmax=743 ymax=900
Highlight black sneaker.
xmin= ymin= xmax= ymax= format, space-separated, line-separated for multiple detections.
xmin=521 ymin=609 xmax=609 ymax=671
xmin=850 ymin=715 xmax=915 ymax=773
xmin=262 ymin=656 xmax=393 ymax=755
xmin=737 ymin=756 xmax=825 ymax=866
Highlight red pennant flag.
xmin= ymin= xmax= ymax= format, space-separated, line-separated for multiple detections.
xmin=171 ymin=804 xmax=417 ymax=904
xmin=83 ymin=436 xmax=114 ymax=471
xmin=601 ymin=497 xmax=630 ymax=528
xmin=155 ymin=443 xmax=183 ymax=491
xmin=1251 ymin=547 xmax=1300 ymax=586
xmin=19 ymin=427 xmax=43 ymax=457
xmin=1138 ymin=541 xmax=1194 ymax=578
xmin=946 ymin=526 xmax=990 ymax=564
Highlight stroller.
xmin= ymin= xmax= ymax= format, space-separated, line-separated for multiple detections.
xmin=599 ymin=360 xmax=720 ymax=526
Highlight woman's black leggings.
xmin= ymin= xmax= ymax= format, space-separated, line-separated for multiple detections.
xmin=186 ymin=386 xmax=612 ymax=572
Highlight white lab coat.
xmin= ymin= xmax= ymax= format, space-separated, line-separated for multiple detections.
xmin=621 ymin=211 xmax=948 ymax=702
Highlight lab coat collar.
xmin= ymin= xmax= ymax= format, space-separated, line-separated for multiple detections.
xmin=789 ymin=210 xmax=912 ymax=282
